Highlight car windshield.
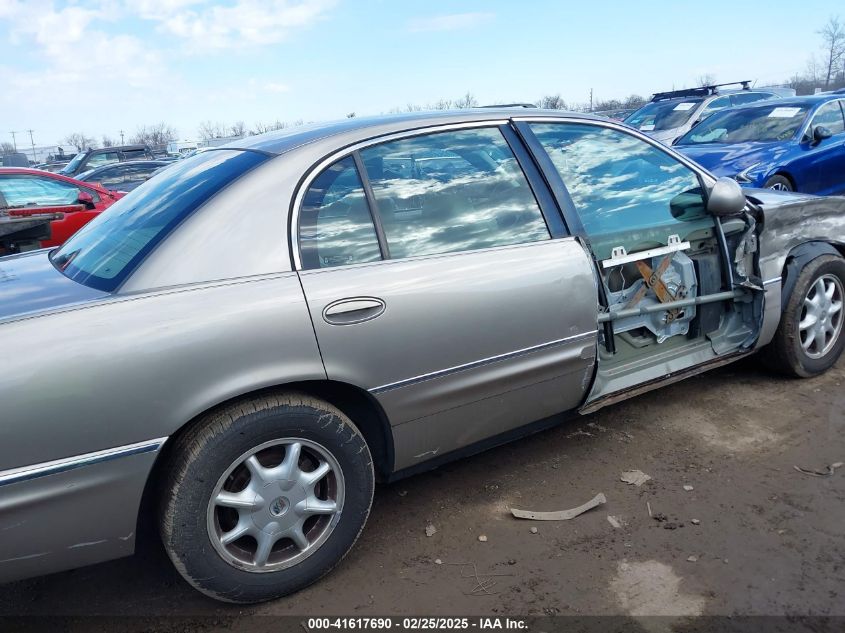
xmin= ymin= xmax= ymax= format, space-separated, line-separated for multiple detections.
xmin=675 ymin=104 xmax=811 ymax=145
xmin=59 ymin=152 xmax=87 ymax=174
xmin=51 ymin=149 xmax=267 ymax=292
xmin=624 ymin=99 xmax=703 ymax=131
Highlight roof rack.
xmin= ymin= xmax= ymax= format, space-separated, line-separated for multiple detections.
xmin=479 ymin=103 xmax=536 ymax=108
xmin=651 ymin=80 xmax=751 ymax=102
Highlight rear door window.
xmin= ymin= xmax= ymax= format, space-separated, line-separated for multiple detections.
xmin=698 ymin=96 xmax=732 ymax=120
xmin=299 ymin=157 xmax=382 ymax=269
xmin=86 ymin=152 xmax=120 ymax=168
xmin=92 ymin=166 xmax=125 ymax=189
xmin=358 ymin=127 xmax=549 ymax=260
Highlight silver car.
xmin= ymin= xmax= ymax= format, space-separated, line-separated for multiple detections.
xmin=624 ymin=83 xmax=795 ymax=145
xmin=2 ymin=109 xmax=845 ymax=604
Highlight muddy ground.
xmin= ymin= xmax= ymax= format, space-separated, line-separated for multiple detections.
xmin=1 ymin=357 xmax=844 ymax=625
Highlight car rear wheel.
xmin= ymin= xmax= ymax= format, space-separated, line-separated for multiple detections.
xmin=763 ymin=175 xmax=793 ymax=192
xmin=764 ymin=255 xmax=845 ymax=377
xmin=159 ymin=393 xmax=374 ymax=603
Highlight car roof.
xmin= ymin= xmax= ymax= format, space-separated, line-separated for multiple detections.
xmin=222 ymin=108 xmax=602 ymax=156
xmin=734 ymin=94 xmax=842 ymax=109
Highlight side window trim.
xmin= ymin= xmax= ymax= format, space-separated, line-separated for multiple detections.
xmin=512 ymin=120 xmax=585 ymax=237
xmin=291 ymin=121 xmax=510 ymax=270
xmin=351 ymin=151 xmax=390 ymax=260
xmin=806 ymin=100 xmax=845 ymax=137
xmin=499 ymin=124 xmax=567 ymax=238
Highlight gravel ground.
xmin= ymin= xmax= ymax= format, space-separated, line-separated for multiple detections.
xmin=1 ymin=357 xmax=843 ymax=625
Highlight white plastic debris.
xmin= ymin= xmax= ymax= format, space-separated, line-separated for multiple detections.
xmin=621 ymin=470 xmax=652 ymax=486
xmin=607 ymin=515 xmax=624 ymax=529
xmin=794 ymin=462 xmax=843 ymax=477
xmin=510 ymin=493 xmax=607 ymax=521
xmin=425 ymin=524 xmax=437 ymax=537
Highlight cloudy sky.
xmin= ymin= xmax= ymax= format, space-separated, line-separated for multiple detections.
xmin=0 ymin=0 xmax=840 ymax=147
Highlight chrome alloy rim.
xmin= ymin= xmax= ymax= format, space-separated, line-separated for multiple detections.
xmin=768 ymin=182 xmax=790 ymax=191
xmin=799 ymin=274 xmax=844 ymax=360
xmin=206 ymin=438 xmax=345 ymax=573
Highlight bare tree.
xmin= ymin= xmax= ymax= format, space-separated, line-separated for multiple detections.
xmin=131 ymin=123 xmax=177 ymax=149
xmin=818 ymin=16 xmax=845 ymax=89
xmin=198 ymin=120 xmax=228 ymax=140
xmin=250 ymin=120 xmax=287 ymax=135
xmin=696 ymin=73 xmax=716 ymax=87
xmin=230 ymin=121 xmax=246 ymax=137
xmin=623 ymin=94 xmax=646 ymax=109
xmin=1 ymin=141 xmax=15 ymax=155
xmin=64 ymin=132 xmax=96 ymax=151
xmin=346 ymin=112 xmax=356 ymax=118
xmin=538 ymin=94 xmax=567 ymax=109
xmin=453 ymin=91 xmax=478 ymax=109
xmin=101 ymin=136 xmax=115 ymax=147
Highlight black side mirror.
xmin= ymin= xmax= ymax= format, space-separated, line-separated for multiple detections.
xmin=813 ymin=125 xmax=833 ymax=144
xmin=707 ymin=177 xmax=746 ymax=217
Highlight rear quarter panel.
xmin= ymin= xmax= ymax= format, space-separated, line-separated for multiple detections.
xmin=0 ymin=273 xmax=325 ymax=470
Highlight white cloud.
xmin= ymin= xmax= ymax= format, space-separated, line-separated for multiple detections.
xmin=130 ymin=0 xmax=337 ymax=50
xmin=408 ymin=12 xmax=495 ymax=33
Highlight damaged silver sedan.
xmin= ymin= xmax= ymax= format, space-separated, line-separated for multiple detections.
xmin=1 ymin=109 xmax=844 ymax=603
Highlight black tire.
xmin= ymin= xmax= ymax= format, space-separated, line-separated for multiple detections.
xmin=763 ymin=174 xmax=794 ymax=192
xmin=763 ymin=255 xmax=845 ymax=377
xmin=159 ymin=393 xmax=374 ymax=603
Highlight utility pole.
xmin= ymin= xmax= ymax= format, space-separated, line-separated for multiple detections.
xmin=9 ymin=131 xmax=18 ymax=151
xmin=27 ymin=129 xmax=36 ymax=163
xmin=589 ymin=88 xmax=593 ymax=112
xmin=119 ymin=130 xmax=125 ymax=144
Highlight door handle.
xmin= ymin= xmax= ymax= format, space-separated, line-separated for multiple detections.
xmin=322 ymin=297 xmax=386 ymax=325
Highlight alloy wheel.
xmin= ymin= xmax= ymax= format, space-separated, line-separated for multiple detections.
xmin=799 ymin=274 xmax=844 ymax=359
xmin=206 ymin=438 xmax=345 ymax=572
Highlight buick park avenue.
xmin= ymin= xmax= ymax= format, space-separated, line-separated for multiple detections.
xmin=1 ymin=109 xmax=844 ymax=603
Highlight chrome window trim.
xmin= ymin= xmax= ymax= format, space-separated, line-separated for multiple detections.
xmin=763 ymin=276 xmax=783 ymax=286
xmin=298 ymin=237 xmax=575 ymax=277
xmin=511 ymin=115 xmax=719 ymax=186
xmin=0 ymin=437 xmax=168 ymax=487
xmin=290 ymin=119 xmax=510 ymax=271
xmin=369 ymin=331 xmax=596 ymax=394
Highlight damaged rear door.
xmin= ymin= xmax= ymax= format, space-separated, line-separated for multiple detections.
xmin=515 ymin=118 xmax=762 ymax=408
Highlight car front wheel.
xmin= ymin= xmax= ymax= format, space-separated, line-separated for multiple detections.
xmin=763 ymin=175 xmax=794 ymax=192
xmin=765 ymin=255 xmax=845 ymax=377
xmin=159 ymin=393 xmax=374 ymax=603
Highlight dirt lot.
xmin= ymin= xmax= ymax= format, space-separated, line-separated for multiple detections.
xmin=1 ymin=357 xmax=844 ymax=624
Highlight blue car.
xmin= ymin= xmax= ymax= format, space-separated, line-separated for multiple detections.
xmin=674 ymin=95 xmax=845 ymax=194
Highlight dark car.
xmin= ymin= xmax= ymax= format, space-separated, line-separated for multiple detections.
xmin=58 ymin=145 xmax=156 ymax=177
xmin=76 ymin=160 xmax=172 ymax=192
xmin=675 ymin=95 xmax=845 ymax=194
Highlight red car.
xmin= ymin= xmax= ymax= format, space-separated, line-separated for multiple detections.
xmin=0 ymin=167 xmax=124 ymax=253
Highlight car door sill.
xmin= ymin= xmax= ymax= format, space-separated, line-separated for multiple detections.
xmin=579 ymin=350 xmax=752 ymax=415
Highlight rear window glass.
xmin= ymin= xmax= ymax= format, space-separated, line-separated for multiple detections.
xmin=52 ymin=149 xmax=267 ymax=291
